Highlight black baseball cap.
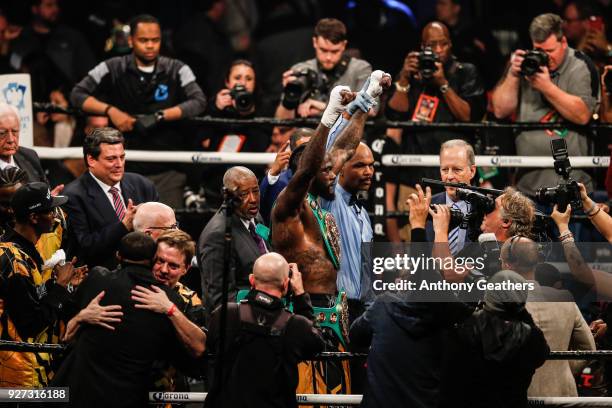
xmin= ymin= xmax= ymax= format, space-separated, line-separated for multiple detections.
xmin=10 ymin=182 xmax=68 ymax=216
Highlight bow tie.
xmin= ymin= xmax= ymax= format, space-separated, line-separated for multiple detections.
xmin=349 ymin=194 xmax=365 ymax=210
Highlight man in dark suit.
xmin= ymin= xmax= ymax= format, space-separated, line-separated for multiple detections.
xmin=198 ymin=166 xmax=268 ymax=312
xmin=51 ymin=232 xmax=189 ymax=408
xmin=63 ymin=127 xmax=158 ymax=269
xmin=0 ymin=103 xmax=46 ymax=183
xmin=424 ymin=139 xmax=476 ymax=253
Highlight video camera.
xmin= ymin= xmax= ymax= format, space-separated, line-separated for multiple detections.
xmin=520 ymin=49 xmax=549 ymax=76
xmin=535 ymin=138 xmax=582 ymax=212
xmin=281 ymin=68 xmax=322 ymax=110
xmin=418 ymin=47 xmax=440 ymax=80
xmin=421 ymin=178 xmax=500 ymax=242
xmin=229 ymin=84 xmax=254 ymax=113
xmin=427 ymin=204 xmax=464 ymax=230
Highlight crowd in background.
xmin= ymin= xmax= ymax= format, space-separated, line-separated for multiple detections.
xmin=1 ymin=0 xmax=612 ymax=406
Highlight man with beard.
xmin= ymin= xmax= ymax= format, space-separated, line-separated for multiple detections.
xmin=271 ymin=70 xmax=390 ymax=396
xmin=71 ymin=14 xmax=207 ymax=208
xmin=0 ymin=182 xmax=79 ymax=387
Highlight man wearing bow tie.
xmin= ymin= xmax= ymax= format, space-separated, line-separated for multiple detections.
xmin=198 ymin=166 xmax=268 ymax=313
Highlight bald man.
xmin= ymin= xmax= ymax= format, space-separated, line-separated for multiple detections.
xmin=198 ymin=165 xmax=268 ymax=312
xmin=500 ymin=236 xmax=595 ymax=397
xmin=205 ymin=253 xmax=324 ymax=408
xmin=133 ymin=201 xmax=177 ymax=239
xmin=0 ymin=103 xmax=47 ymax=183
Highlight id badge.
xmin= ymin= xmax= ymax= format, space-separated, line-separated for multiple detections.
xmin=411 ymin=93 xmax=439 ymax=122
xmin=218 ymin=134 xmax=246 ymax=152
xmin=540 ymin=110 xmax=568 ymax=138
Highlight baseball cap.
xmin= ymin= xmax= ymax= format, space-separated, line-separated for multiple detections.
xmin=10 ymin=182 xmax=68 ymax=216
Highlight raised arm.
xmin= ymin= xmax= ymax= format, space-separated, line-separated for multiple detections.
xmin=327 ymin=70 xmax=391 ymax=175
xmin=273 ymin=86 xmax=352 ymax=221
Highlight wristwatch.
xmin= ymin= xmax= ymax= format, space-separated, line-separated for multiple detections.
xmin=155 ymin=110 xmax=165 ymax=122
xmin=439 ymin=83 xmax=450 ymax=94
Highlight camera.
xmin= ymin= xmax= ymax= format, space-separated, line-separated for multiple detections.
xmin=183 ymin=187 xmax=207 ymax=211
xmin=281 ymin=68 xmax=321 ymax=110
xmin=520 ymin=49 xmax=549 ymax=76
xmin=535 ymin=139 xmax=582 ymax=212
xmin=418 ymin=47 xmax=440 ymax=80
xmin=428 ymin=204 xmax=464 ymax=230
xmin=456 ymin=189 xmax=496 ymax=215
xmin=229 ymin=84 xmax=254 ymax=113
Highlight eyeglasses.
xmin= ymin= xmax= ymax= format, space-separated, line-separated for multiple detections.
xmin=147 ymin=222 xmax=179 ymax=231
xmin=0 ymin=128 xmax=20 ymax=139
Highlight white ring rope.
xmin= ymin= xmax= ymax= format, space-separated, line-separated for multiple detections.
xmin=146 ymin=392 xmax=612 ymax=406
xmin=33 ymin=147 xmax=609 ymax=168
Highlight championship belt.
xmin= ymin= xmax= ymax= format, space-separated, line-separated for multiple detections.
xmin=236 ymin=290 xmax=350 ymax=348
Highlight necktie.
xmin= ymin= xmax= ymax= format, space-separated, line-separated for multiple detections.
xmin=448 ymin=202 xmax=461 ymax=256
xmin=109 ymin=186 xmax=126 ymax=221
xmin=248 ymin=222 xmax=267 ymax=255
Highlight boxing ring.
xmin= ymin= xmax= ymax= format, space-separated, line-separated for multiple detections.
xmin=6 ymin=106 xmax=612 ymax=405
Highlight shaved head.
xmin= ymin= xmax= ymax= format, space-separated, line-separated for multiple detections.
xmin=252 ymin=252 xmax=290 ymax=290
xmin=501 ymin=236 xmax=540 ymax=275
xmin=422 ymin=21 xmax=450 ymax=42
xmin=133 ymin=201 xmax=177 ymax=239
xmin=340 ymin=142 xmax=375 ymax=193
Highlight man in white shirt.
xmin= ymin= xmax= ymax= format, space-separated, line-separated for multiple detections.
xmin=62 ymin=127 xmax=158 ymax=269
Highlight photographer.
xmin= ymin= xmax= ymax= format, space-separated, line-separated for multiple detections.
xmin=428 ymin=187 xmax=535 ymax=281
xmin=491 ymin=13 xmax=599 ymax=197
xmin=205 ymin=253 xmax=324 ymax=408
xmin=205 ymin=59 xmax=269 ymax=153
xmin=275 ymin=18 xmax=372 ymax=119
xmin=384 ymin=21 xmax=485 ymax=195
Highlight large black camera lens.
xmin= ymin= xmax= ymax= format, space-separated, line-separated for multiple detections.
xmin=229 ymin=84 xmax=254 ymax=113
xmin=520 ymin=49 xmax=549 ymax=76
xmin=418 ymin=47 xmax=439 ymax=80
xmin=281 ymin=68 xmax=318 ymax=110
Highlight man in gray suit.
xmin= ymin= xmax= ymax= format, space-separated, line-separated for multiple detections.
xmin=0 ymin=103 xmax=47 ymax=184
xmin=500 ymin=236 xmax=595 ymax=397
xmin=197 ymin=166 xmax=268 ymax=313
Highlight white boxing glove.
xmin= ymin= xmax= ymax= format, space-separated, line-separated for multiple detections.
xmin=320 ymin=85 xmax=351 ymax=128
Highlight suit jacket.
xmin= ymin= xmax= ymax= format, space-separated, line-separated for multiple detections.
xmin=62 ymin=171 xmax=158 ymax=269
xmin=51 ymin=263 xmax=185 ymax=408
xmin=13 ymin=147 xmax=46 ymax=183
xmin=526 ymin=285 xmax=595 ymax=397
xmin=259 ymin=169 xmax=292 ymax=226
xmin=197 ymin=210 xmax=264 ymax=313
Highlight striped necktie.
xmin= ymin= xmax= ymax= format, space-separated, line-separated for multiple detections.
xmin=448 ymin=202 xmax=461 ymax=256
xmin=109 ymin=186 xmax=126 ymax=221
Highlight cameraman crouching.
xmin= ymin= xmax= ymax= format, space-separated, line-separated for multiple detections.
xmin=491 ymin=13 xmax=599 ymax=197
xmin=205 ymin=253 xmax=325 ymax=408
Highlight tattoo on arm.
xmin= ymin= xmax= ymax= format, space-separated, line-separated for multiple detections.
xmin=273 ymin=124 xmax=330 ymax=220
